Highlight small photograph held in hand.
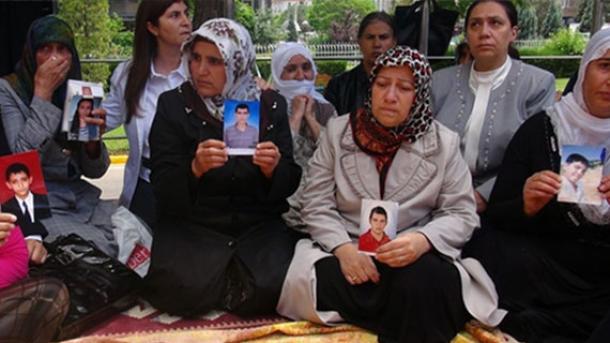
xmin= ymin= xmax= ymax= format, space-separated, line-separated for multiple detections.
xmin=0 ymin=150 xmax=51 ymax=230
xmin=62 ymin=80 xmax=104 ymax=142
xmin=223 ymin=99 xmax=260 ymax=155
xmin=359 ymin=199 xmax=398 ymax=255
xmin=558 ymin=144 xmax=606 ymax=206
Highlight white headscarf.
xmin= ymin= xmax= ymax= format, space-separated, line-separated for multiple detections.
xmin=548 ymin=28 xmax=610 ymax=225
xmin=182 ymin=18 xmax=260 ymax=120
xmin=270 ymin=42 xmax=328 ymax=109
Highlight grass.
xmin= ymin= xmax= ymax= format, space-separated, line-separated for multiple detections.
xmin=103 ymin=78 xmax=570 ymax=156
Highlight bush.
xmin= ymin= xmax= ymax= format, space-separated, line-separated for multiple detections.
xmin=543 ymin=29 xmax=586 ymax=56
xmin=255 ymin=60 xmax=348 ymax=80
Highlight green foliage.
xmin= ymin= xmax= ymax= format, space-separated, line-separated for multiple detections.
xmin=316 ymin=60 xmax=348 ymax=76
xmin=251 ymin=9 xmax=285 ymax=44
xmin=518 ymin=6 xmax=538 ymax=40
xmin=107 ymin=14 xmax=133 ymax=57
xmin=544 ymin=28 xmax=586 ymax=55
xmin=540 ymin=0 xmax=563 ymax=38
xmin=578 ymin=0 xmax=593 ymax=33
xmin=58 ymin=0 xmax=121 ymax=86
xmin=235 ymin=0 xmax=255 ymax=33
xmin=287 ymin=18 xmax=299 ymax=42
xmin=306 ymin=0 xmax=375 ymax=42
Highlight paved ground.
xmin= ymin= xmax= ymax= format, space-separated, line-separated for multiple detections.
xmin=85 ymin=164 xmax=124 ymax=200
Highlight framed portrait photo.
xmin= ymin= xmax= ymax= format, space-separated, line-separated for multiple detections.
xmin=558 ymin=144 xmax=606 ymax=206
xmin=358 ymin=199 xmax=398 ymax=255
xmin=223 ymin=99 xmax=260 ymax=156
xmin=62 ymin=80 xmax=104 ymax=142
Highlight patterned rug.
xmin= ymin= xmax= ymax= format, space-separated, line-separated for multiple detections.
xmin=63 ymin=300 xmax=509 ymax=343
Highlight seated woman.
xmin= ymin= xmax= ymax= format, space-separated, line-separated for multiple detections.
xmin=0 ymin=16 xmax=115 ymax=257
xmin=463 ymin=28 xmax=610 ymax=342
xmin=103 ymin=0 xmax=192 ymax=227
xmin=271 ymin=42 xmax=336 ymax=169
xmin=277 ymin=46 xmax=505 ymax=343
xmin=144 ymin=19 xmax=302 ymax=317
xmin=324 ymin=11 xmax=396 ymax=115
xmin=432 ymin=0 xmax=556 ymax=213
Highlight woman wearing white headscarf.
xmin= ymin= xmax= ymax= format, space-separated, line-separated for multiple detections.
xmin=143 ymin=18 xmax=302 ymax=317
xmin=271 ymin=42 xmax=336 ymax=168
xmin=463 ymin=28 xmax=610 ymax=342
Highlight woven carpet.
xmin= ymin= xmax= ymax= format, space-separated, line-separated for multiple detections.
xmin=62 ymin=300 xmax=507 ymax=343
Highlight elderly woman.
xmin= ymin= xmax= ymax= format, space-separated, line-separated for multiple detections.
xmin=432 ymin=0 xmax=556 ymax=213
xmin=144 ymin=19 xmax=302 ymax=317
xmin=278 ymin=46 xmax=505 ymax=343
xmin=464 ymin=28 xmax=610 ymax=342
xmin=0 ymin=16 xmax=114 ymax=259
xmin=271 ymin=42 xmax=336 ymax=169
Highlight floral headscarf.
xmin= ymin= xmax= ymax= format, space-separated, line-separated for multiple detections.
xmin=270 ymin=42 xmax=328 ymax=109
xmin=182 ymin=18 xmax=260 ymax=120
xmin=351 ymin=46 xmax=432 ymax=197
xmin=3 ymin=15 xmax=81 ymax=109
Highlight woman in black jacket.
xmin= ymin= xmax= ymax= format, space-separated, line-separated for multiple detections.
xmin=144 ymin=18 xmax=302 ymax=317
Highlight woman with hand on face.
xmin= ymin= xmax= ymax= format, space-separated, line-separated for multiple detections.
xmin=463 ymin=28 xmax=610 ymax=342
xmin=0 ymin=16 xmax=115 ymax=258
xmin=278 ymin=46 xmax=505 ymax=343
xmin=103 ymin=0 xmax=192 ymax=228
xmin=432 ymin=0 xmax=556 ymax=213
xmin=324 ymin=11 xmax=396 ymax=116
xmin=144 ymin=19 xmax=302 ymax=317
xmin=271 ymin=42 xmax=336 ymax=169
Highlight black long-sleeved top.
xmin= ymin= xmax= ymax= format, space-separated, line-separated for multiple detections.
xmin=323 ymin=63 xmax=369 ymax=116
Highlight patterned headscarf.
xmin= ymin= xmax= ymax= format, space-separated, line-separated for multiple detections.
xmin=182 ymin=18 xmax=260 ymax=120
xmin=3 ymin=15 xmax=81 ymax=109
xmin=271 ymin=42 xmax=328 ymax=109
xmin=351 ymin=45 xmax=432 ymax=197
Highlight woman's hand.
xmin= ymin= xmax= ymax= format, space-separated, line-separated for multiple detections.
xmin=302 ymin=95 xmax=322 ymax=140
xmin=0 ymin=213 xmax=16 ymax=248
xmin=474 ymin=190 xmax=487 ymax=213
xmin=84 ymin=107 xmax=107 ymax=135
xmin=333 ymin=243 xmax=379 ymax=285
xmin=192 ymin=139 xmax=228 ymax=178
xmin=253 ymin=141 xmax=281 ymax=178
xmin=598 ymin=175 xmax=610 ymax=204
xmin=33 ymin=55 xmax=71 ymax=101
xmin=376 ymin=232 xmax=431 ymax=268
xmin=523 ymin=170 xmax=561 ymax=217
xmin=26 ymin=239 xmax=47 ymax=264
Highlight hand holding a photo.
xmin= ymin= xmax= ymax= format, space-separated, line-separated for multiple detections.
xmin=334 ymin=242 xmax=379 ymax=285
xmin=191 ymin=139 xmax=228 ymax=178
xmin=83 ymin=107 xmax=107 ymax=134
xmin=523 ymin=170 xmax=561 ymax=217
xmin=253 ymin=141 xmax=281 ymax=178
xmin=0 ymin=213 xmax=16 ymax=247
xmin=598 ymin=175 xmax=610 ymax=204
xmin=376 ymin=232 xmax=431 ymax=268
xmin=33 ymin=54 xmax=71 ymax=101
xmin=26 ymin=239 xmax=47 ymax=264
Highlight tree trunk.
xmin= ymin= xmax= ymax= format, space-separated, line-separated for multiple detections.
xmin=193 ymin=0 xmax=235 ymax=28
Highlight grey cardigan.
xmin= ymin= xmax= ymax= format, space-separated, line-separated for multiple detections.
xmin=432 ymin=60 xmax=556 ymax=199
xmin=277 ymin=115 xmax=507 ymax=327
xmin=0 ymin=78 xmax=115 ymax=255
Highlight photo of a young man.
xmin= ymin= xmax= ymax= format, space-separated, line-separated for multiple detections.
xmin=358 ymin=199 xmax=398 ymax=255
xmin=1 ymin=162 xmax=50 ymax=237
xmin=558 ymin=145 xmax=606 ymax=205
xmin=225 ymin=103 xmax=258 ymax=148
xmin=359 ymin=206 xmax=391 ymax=253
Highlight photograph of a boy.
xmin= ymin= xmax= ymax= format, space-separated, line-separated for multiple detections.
xmin=359 ymin=206 xmax=392 ymax=253
xmin=559 ymin=153 xmax=589 ymax=203
xmin=224 ymin=101 xmax=259 ymax=151
xmin=2 ymin=162 xmax=50 ymax=238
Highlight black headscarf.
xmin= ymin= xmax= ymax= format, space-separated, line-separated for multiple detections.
xmin=3 ymin=15 xmax=81 ymax=109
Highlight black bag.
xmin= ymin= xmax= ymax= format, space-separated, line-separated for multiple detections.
xmin=29 ymin=234 xmax=141 ymax=340
xmin=394 ymin=0 xmax=459 ymax=56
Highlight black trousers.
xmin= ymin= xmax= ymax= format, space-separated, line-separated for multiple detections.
xmin=464 ymin=228 xmax=610 ymax=343
xmin=315 ymin=252 xmax=469 ymax=343
xmin=129 ymin=178 xmax=156 ymax=229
